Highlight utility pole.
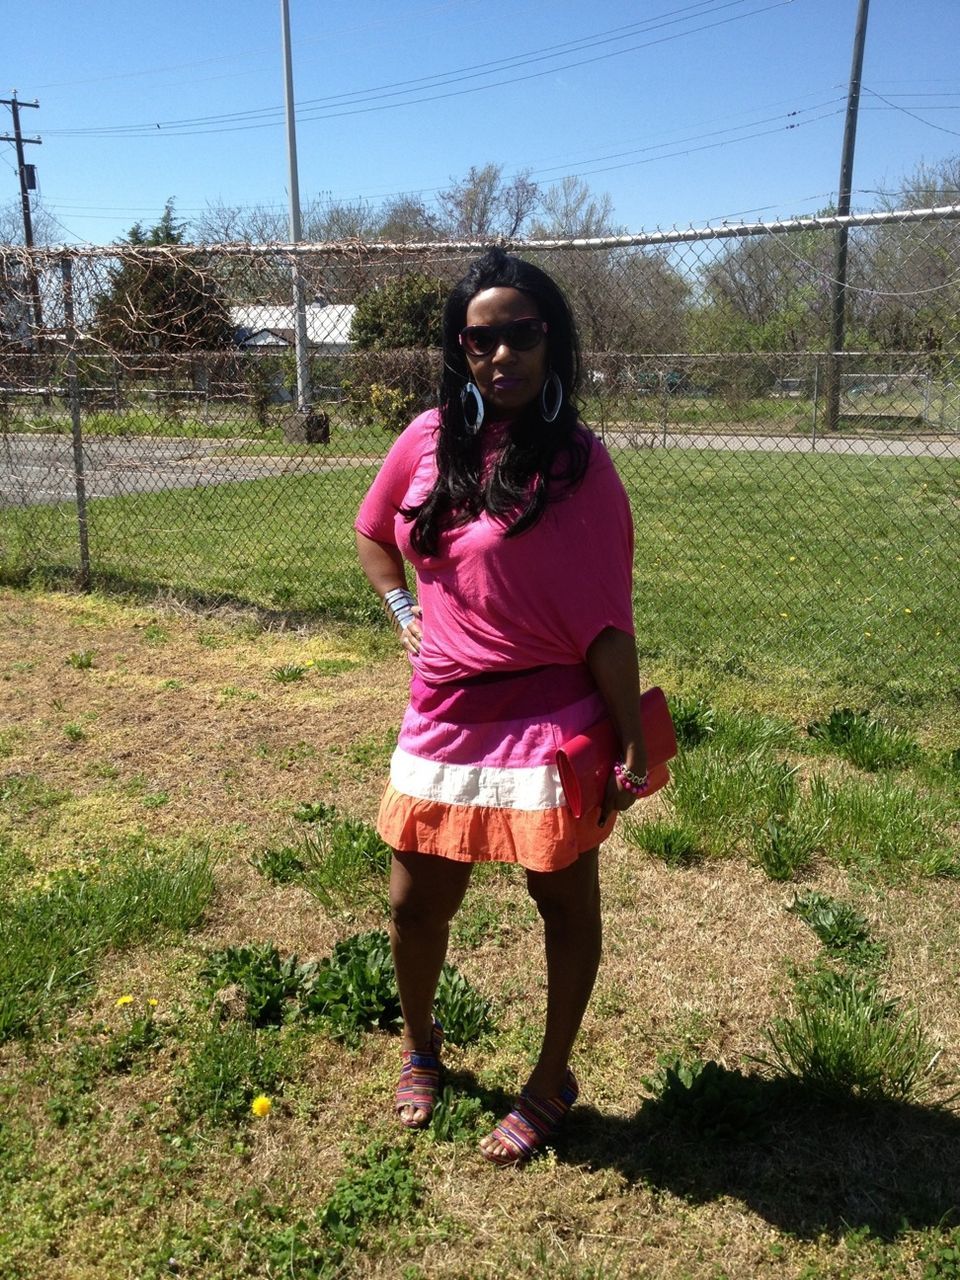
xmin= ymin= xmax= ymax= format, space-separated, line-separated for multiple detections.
xmin=1 ymin=92 xmax=43 ymax=338
xmin=824 ymin=0 xmax=870 ymax=432
xmin=280 ymin=0 xmax=312 ymax=416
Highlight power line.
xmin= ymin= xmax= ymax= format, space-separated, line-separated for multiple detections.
xmin=44 ymin=0 xmax=796 ymax=139
xmin=861 ymin=85 xmax=960 ymax=138
xmin=37 ymin=104 xmax=837 ymax=227
xmin=43 ymin=0 xmax=758 ymax=134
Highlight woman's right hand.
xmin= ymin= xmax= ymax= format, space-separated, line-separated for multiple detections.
xmin=401 ymin=606 xmax=423 ymax=657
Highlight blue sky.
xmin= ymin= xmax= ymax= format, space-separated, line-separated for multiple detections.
xmin=4 ymin=0 xmax=960 ymax=245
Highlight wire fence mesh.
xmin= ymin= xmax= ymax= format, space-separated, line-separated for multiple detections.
xmin=1 ymin=206 xmax=958 ymax=696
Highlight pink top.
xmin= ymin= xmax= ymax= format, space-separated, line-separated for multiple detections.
xmin=355 ymin=409 xmax=635 ymax=685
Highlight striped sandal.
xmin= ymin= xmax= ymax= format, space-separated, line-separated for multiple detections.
xmin=480 ymin=1069 xmax=579 ymax=1166
xmin=395 ymin=1022 xmax=443 ymax=1130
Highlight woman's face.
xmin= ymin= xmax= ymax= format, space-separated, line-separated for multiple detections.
xmin=462 ymin=287 xmax=548 ymax=420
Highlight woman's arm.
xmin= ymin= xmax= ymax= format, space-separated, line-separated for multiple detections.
xmin=355 ymin=530 xmax=423 ymax=655
xmin=585 ymin=625 xmax=647 ymax=823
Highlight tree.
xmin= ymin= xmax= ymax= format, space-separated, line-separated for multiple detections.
xmin=862 ymin=156 xmax=960 ymax=357
xmin=347 ymin=273 xmax=445 ymax=431
xmin=693 ymin=215 xmax=837 ymax=355
xmin=0 ymin=198 xmax=60 ymax=247
xmin=376 ymin=195 xmax=439 ymax=243
xmin=437 ymin=164 xmax=539 ymax=239
xmin=350 ymin=273 xmax=444 ymax=350
xmin=92 ymin=201 xmax=233 ymax=354
xmin=192 ymin=200 xmax=287 ymax=245
xmin=878 ymin=155 xmax=960 ymax=211
xmin=529 ymin=176 xmax=620 ymax=239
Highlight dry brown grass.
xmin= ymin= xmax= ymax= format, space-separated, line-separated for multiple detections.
xmin=1 ymin=585 xmax=958 ymax=1280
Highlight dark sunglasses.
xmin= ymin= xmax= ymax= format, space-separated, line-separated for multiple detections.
xmin=458 ymin=317 xmax=548 ymax=358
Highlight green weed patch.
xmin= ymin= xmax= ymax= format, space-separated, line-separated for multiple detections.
xmin=0 ymin=840 xmax=213 ymax=1041
xmin=765 ymin=968 xmax=935 ymax=1104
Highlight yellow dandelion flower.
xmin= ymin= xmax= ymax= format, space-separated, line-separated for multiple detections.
xmin=251 ymin=1094 xmax=272 ymax=1118
xmin=148 ymin=998 xmax=158 ymax=1007
xmin=904 ymin=607 xmax=913 ymax=615
xmin=115 ymin=994 xmax=134 ymax=1007
xmin=788 ymin=555 xmax=797 ymax=562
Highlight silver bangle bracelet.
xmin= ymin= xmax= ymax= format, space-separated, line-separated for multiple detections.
xmin=383 ymin=587 xmax=417 ymax=631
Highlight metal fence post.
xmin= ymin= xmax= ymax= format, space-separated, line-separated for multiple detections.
xmin=660 ymin=369 xmax=669 ymax=448
xmin=60 ymin=255 xmax=91 ymax=590
xmin=810 ymin=357 xmax=820 ymax=450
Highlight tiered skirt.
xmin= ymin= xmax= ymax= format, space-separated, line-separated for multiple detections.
xmin=376 ymin=663 xmax=618 ymax=873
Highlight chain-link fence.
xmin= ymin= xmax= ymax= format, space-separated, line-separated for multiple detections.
xmin=1 ymin=206 xmax=958 ymax=698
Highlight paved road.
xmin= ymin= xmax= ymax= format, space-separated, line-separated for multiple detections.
xmin=0 ymin=435 xmax=369 ymax=507
xmin=1 ymin=430 xmax=958 ymax=508
xmin=603 ymin=427 xmax=960 ymax=457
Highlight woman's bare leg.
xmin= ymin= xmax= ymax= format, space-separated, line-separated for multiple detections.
xmin=479 ymin=848 xmax=601 ymax=1160
xmin=390 ymin=849 xmax=473 ymax=1125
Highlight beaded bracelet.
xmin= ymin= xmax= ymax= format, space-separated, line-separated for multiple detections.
xmin=614 ymin=761 xmax=650 ymax=795
xmin=383 ymin=587 xmax=417 ymax=632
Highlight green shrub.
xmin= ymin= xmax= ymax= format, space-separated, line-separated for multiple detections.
xmin=301 ymin=930 xmax=402 ymax=1043
xmin=199 ymin=943 xmax=308 ymax=1028
xmin=669 ymin=747 xmax=799 ymax=856
xmin=318 ymin=1142 xmax=422 ymax=1249
xmin=178 ymin=1020 xmax=297 ymax=1125
xmin=787 ymin=891 xmax=886 ymax=967
xmin=807 ymin=707 xmax=920 ymax=771
xmin=0 ymin=842 xmax=213 ymax=1041
xmin=270 ymin=663 xmax=308 ymax=684
xmin=805 ymin=772 xmax=957 ymax=878
xmin=429 ymin=1084 xmax=494 ymax=1143
xmin=350 ymin=274 xmax=444 ymax=350
xmin=66 ymin=649 xmax=96 ymax=670
xmin=753 ymin=813 xmax=819 ymax=881
xmin=435 ymin=965 xmax=494 ymax=1046
xmin=366 ymin=383 xmax=418 ymax=434
xmin=765 ymin=968 xmax=934 ymax=1103
xmin=640 ymin=1055 xmax=773 ymax=1139
xmin=666 ymin=695 xmax=715 ymax=749
xmin=622 ymin=817 xmax=702 ymax=866
xmin=298 ymin=817 xmax=391 ymax=914
xmin=251 ymin=843 xmax=307 ymax=884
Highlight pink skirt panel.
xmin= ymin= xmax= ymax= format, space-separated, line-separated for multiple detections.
xmin=377 ymin=663 xmax=618 ymax=871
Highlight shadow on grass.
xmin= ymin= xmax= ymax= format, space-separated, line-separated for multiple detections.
xmin=556 ymin=1067 xmax=960 ymax=1241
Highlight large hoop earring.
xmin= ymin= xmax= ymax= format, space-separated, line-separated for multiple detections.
xmin=460 ymin=381 xmax=484 ymax=433
xmin=541 ymin=371 xmax=563 ymax=423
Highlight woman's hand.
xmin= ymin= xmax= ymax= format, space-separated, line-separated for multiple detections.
xmin=598 ymin=769 xmax=639 ymax=826
xmin=400 ymin=606 xmax=423 ymax=657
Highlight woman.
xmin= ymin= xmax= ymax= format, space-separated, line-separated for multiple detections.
xmin=354 ymin=248 xmax=648 ymax=1165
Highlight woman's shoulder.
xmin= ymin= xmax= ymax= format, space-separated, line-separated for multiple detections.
xmin=564 ymin=425 xmax=626 ymax=499
xmin=403 ymin=408 xmax=441 ymax=440
xmin=383 ymin=408 xmax=440 ymax=468
xmin=566 ymin=423 xmax=615 ymax=475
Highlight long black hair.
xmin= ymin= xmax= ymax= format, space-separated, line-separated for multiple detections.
xmin=402 ymin=248 xmax=591 ymax=556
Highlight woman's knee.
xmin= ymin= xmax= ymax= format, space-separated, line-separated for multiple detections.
xmin=389 ymin=851 xmax=471 ymax=931
xmin=526 ymin=853 xmax=600 ymax=921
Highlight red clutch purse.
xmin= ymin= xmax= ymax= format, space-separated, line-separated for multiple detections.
xmin=555 ymin=686 xmax=677 ymax=819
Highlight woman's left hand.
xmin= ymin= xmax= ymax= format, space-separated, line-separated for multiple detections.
xmin=598 ymin=771 xmax=638 ymax=826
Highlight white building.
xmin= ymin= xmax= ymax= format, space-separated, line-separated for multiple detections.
xmin=231 ymin=302 xmax=356 ymax=352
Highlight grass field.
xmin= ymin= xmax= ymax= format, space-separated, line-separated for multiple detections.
xmin=3 ymin=444 xmax=956 ymax=726
xmin=0 ymin=572 xmax=958 ymax=1279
